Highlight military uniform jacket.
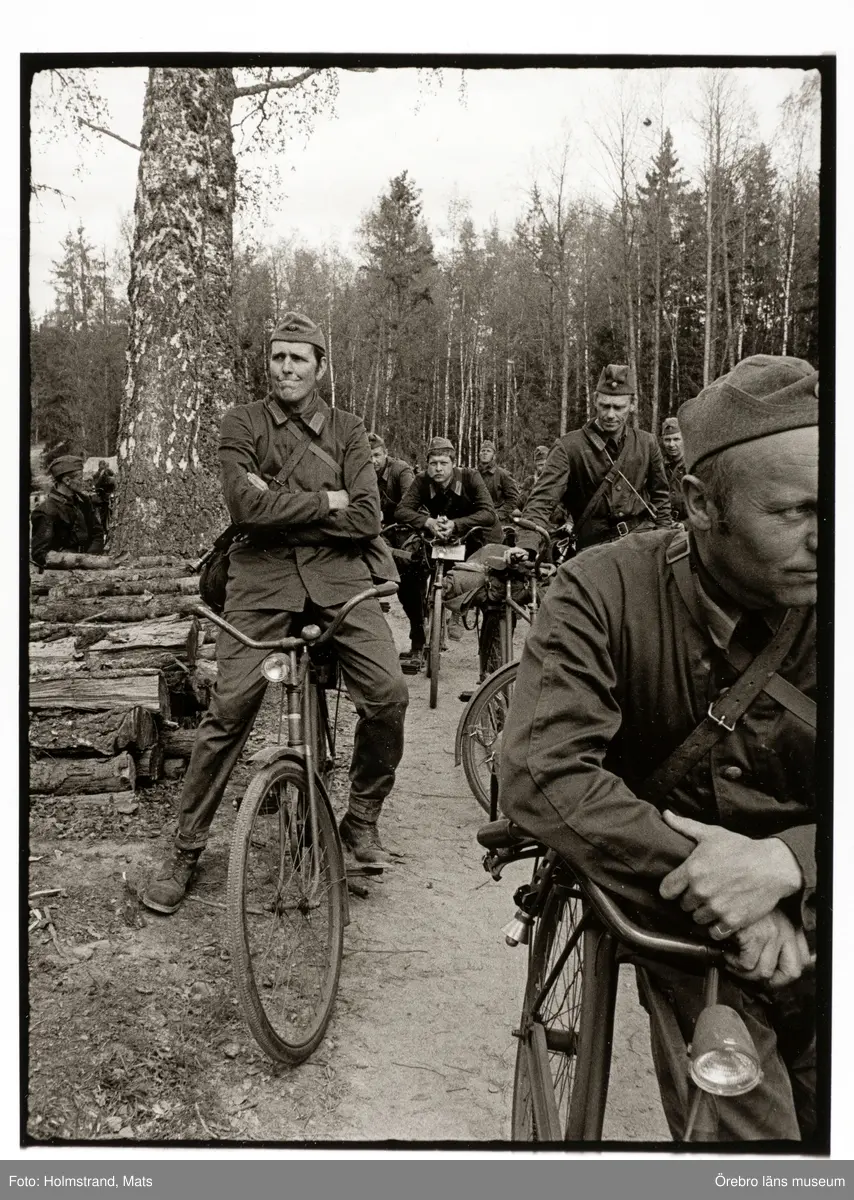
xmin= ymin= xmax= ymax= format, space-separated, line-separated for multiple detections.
xmin=500 ymin=528 xmax=816 ymax=929
xmin=664 ymin=454 xmax=687 ymax=521
xmin=221 ymin=392 xmax=387 ymax=611
xmin=479 ymin=464 xmax=522 ymax=522
xmin=376 ymin=456 xmax=415 ymax=526
xmin=395 ymin=467 xmax=504 ymax=544
xmin=519 ymin=420 xmax=672 ymax=551
xmin=30 ymin=488 xmax=101 ymax=567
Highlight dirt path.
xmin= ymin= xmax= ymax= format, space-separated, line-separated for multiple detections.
xmin=27 ymin=603 xmax=666 ymax=1144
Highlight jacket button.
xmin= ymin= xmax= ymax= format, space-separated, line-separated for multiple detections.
xmin=721 ymin=765 xmax=743 ymax=782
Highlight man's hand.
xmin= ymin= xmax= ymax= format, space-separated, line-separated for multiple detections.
xmin=723 ymin=909 xmax=811 ymax=989
xmin=326 ymin=489 xmax=350 ymax=512
xmin=246 ymin=472 xmax=269 ymax=492
xmin=504 ymin=547 xmax=530 ymax=565
xmin=659 ymin=811 xmax=803 ymax=932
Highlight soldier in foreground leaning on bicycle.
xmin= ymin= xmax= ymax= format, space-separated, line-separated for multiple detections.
xmin=501 ymin=354 xmax=820 ymax=1141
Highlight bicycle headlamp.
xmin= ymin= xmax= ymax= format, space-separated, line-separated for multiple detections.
xmin=262 ymin=653 xmax=290 ymax=684
xmin=689 ymin=1004 xmax=762 ymax=1096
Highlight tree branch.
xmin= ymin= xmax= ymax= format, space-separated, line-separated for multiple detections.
xmin=76 ymin=117 xmax=140 ymax=151
xmin=233 ymin=68 xmax=323 ymax=99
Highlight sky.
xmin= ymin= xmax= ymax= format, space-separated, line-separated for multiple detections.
xmin=28 ymin=63 xmax=814 ymax=317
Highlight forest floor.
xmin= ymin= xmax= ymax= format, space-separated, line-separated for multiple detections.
xmin=26 ymin=604 xmax=668 ymax=1147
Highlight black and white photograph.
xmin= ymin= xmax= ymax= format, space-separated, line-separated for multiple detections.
xmin=22 ymin=54 xmax=830 ymax=1156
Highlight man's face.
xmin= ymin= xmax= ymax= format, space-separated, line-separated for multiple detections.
xmin=269 ymin=340 xmax=326 ymax=407
xmin=662 ymin=430 xmax=683 ymax=459
xmin=594 ymin=392 xmax=634 ymax=435
xmin=370 ymin=446 xmax=388 ymax=473
xmin=427 ymin=454 xmax=455 ymax=487
xmin=479 ymin=446 xmax=495 ymax=468
xmin=62 ymin=469 xmax=85 ymax=493
xmin=701 ymin=427 xmax=818 ymax=609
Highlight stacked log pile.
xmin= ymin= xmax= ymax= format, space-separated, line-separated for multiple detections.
xmin=29 ymin=552 xmax=218 ymax=804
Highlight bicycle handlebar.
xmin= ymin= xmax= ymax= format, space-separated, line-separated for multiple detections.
xmin=194 ymin=581 xmax=399 ymax=653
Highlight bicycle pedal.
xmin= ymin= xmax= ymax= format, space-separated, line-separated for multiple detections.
xmin=345 ymin=863 xmax=384 ymax=877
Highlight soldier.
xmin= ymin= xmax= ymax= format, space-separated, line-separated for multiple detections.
xmin=30 ymin=454 xmax=103 ymax=569
xmin=477 ymin=441 xmax=521 ymax=528
xmin=368 ymin=432 xmax=426 ymax=663
xmin=519 ymin=444 xmax=551 ymax=509
xmin=395 ymin=436 xmax=503 ymax=640
xmin=143 ymin=312 xmax=409 ymax=914
xmin=516 ymin=365 xmax=672 ymax=557
xmin=661 ymin=416 xmax=687 ymax=522
xmin=502 ymin=354 xmax=819 ymax=1141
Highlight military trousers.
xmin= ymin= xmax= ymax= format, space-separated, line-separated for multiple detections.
xmin=174 ymin=598 xmax=408 ymax=851
xmin=397 ymin=560 xmax=427 ymax=649
xmin=636 ymin=961 xmax=816 ymax=1141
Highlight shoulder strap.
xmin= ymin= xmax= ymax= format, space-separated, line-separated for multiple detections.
xmin=642 ymin=537 xmax=815 ymax=806
xmin=272 ymin=423 xmax=344 ymax=491
xmin=667 ymin=539 xmax=815 ymax=730
xmin=575 ymin=432 xmax=633 ymax=535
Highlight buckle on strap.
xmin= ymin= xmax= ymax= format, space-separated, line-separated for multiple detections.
xmin=707 ymin=700 xmax=737 ymax=733
xmin=615 ymin=520 xmax=629 ymax=538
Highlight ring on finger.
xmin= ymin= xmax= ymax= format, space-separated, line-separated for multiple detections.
xmin=710 ymin=922 xmax=734 ymax=940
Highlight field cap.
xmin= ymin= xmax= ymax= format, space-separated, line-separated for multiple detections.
xmin=678 ymin=354 xmax=818 ymax=472
xmin=427 ymin=436 xmax=456 ymax=458
xmin=595 ymin=364 xmax=636 ymax=396
xmin=269 ymin=311 xmax=327 ymax=355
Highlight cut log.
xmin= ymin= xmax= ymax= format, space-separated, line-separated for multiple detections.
xmin=162 ymin=728 xmax=198 ymax=759
xmin=37 ymin=565 xmax=199 ymax=588
xmin=31 ymin=650 xmax=191 ymax=679
xmin=187 ymin=660 xmax=218 ymax=707
xmin=45 ymin=552 xmax=197 ymax=571
xmin=29 ymin=706 xmax=159 ymax=756
xmin=134 ymin=743 xmax=165 ymax=783
xmin=162 ymin=757 xmax=187 ymax=780
xmin=32 ymin=595 xmax=201 ymax=624
xmin=29 ymin=638 xmax=80 ymax=664
xmin=30 ymin=752 xmax=136 ymax=795
xmin=29 ymin=670 xmax=170 ymax=718
xmin=48 ymin=576 xmax=200 ymax=600
xmin=81 ymin=617 xmax=197 ymax=654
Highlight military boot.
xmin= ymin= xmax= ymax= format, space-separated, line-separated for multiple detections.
xmin=142 ymin=847 xmax=202 ymax=914
xmin=339 ymin=813 xmax=388 ymax=864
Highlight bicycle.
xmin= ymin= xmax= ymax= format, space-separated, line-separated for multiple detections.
xmin=455 ymin=517 xmax=559 ymax=814
xmin=423 ymin=534 xmax=469 ymax=709
xmin=478 ymin=816 xmax=796 ymax=1143
xmin=195 ymin=580 xmax=398 ymax=1065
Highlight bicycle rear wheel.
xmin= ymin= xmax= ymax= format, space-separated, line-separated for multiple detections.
xmin=227 ymin=759 xmax=346 ymax=1064
xmin=512 ymin=881 xmax=617 ymax=1141
xmin=458 ymin=660 xmax=517 ymax=813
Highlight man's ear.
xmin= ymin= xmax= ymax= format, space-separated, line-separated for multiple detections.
xmin=682 ymin=474 xmax=713 ymax=531
xmin=316 ymin=355 xmax=328 ymax=383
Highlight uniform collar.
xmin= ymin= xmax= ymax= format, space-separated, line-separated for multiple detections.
xmin=586 ymin=420 xmax=627 ymax=452
xmin=480 ymin=462 xmax=496 ymax=475
xmin=688 ymin=534 xmax=780 ymax=650
xmin=265 ymin=390 xmax=327 ymax=435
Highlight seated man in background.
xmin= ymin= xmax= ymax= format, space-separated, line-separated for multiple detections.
xmin=501 ymin=355 xmax=819 ymax=1141
xmin=30 ymin=454 xmax=103 ymax=569
xmin=395 ymin=436 xmax=503 ymax=641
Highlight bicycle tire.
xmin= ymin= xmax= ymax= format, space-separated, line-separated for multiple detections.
xmin=478 ymin=608 xmax=505 ymax=680
xmin=511 ymin=882 xmax=617 ymax=1141
xmin=227 ymin=758 xmax=346 ymax=1065
xmin=459 ymin=660 xmax=518 ymax=812
xmin=428 ymin=585 xmax=442 ymax=709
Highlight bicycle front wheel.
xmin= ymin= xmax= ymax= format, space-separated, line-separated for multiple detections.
xmin=459 ymin=660 xmax=517 ymax=813
xmin=512 ymin=882 xmax=617 ymax=1141
xmin=428 ymin=586 xmax=442 ymax=709
xmin=227 ymin=759 xmax=346 ymax=1064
